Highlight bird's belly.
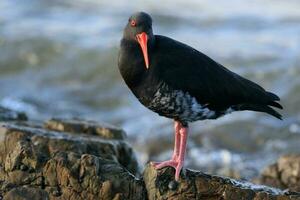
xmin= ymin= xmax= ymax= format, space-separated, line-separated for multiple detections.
xmin=147 ymin=85 xmax=217 ymax=122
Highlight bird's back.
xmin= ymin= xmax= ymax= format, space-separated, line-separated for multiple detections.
xmin=150 ymin=35 xmax=282 ymax=119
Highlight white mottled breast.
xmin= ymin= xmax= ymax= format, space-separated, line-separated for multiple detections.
xmin=148 ymin=83 xmax=218 ymax=122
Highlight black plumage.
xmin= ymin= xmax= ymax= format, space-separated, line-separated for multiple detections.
xmin=118 ymin=11 xmax=283 ymax=181
xmin=118 ymin=12 xmax=282 ymax=125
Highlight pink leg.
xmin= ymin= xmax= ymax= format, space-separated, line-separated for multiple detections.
xmin=151 ymin=121 xmax=181 ymax=168
xmin=151 ymin=121 xmax=188 ymax=181
xmin=175 ymin=126 xmax=188 ymax=180
xmin=172 ymin=121 xmax=181 ymax=160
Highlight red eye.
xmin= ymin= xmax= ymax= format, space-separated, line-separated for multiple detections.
xmin=130 ymin=20 xmax=136 ymax=27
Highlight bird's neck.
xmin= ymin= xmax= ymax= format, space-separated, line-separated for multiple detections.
xmin=119 ymin=38 xmax=151 ymax=88
xmin=119 ymin=38 xmax=162 ymax=104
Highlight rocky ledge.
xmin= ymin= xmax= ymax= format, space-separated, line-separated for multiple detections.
xmin=256 ymin=155 xmax=300 ymax=192
xmin=0 ymin=107 xmax=299 ymax=200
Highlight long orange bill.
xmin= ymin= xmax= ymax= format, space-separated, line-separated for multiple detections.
xmin=136 ymin=32 xmax=149 ymax=69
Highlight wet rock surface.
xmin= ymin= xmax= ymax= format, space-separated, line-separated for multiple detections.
xmin=143 ymin=164 xmax=300 ymax=200
xmin=257 ymin=155 xmax=300 ymax=192
xmin=0 ymin=108 xmax=299 ymax=199
xmin=0 ymin=106 xmax=27 ymax=121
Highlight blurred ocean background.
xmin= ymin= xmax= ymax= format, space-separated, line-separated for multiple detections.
xmin=1 ymin=0 xmax=300 ymax=179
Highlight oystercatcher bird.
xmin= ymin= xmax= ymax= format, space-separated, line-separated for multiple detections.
xmin=118 ymin=12 xmax=283 ymax=181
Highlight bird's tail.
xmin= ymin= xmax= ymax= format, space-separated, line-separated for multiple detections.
xmin=234 ymin=91 xmax=283 ymax=120
xmin=235 ymin=104 xmax=282 ymax=120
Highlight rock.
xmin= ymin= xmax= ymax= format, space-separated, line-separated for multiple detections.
xmin=0 ymin=121 xmax=144 ymax=199
xmin=0 ymin=106 xmax=27 ymax=121
xmin=3 ymin=187 xmax=49 ymax=200
xmin=1 ymin=153 xmax=145 ymax=200
xmin=44 ymin=118 xmax=126 ymax=140
xmin=143 ymin=164 xmax=300 ymax=200
xmin=0 ymin=122 xmax=138 ymax=175
xmin=257 ymin=154 xmax=300 ymax=192
xmin=0 ymin=116 xmax=300 ymax=199
xmin=42 ymin=152 xmax=145 ymax=200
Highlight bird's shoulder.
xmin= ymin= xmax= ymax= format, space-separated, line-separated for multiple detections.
xmin=153 ymin=35 xmax=231 ymax=77
xmin=153 ymin=35 xmax=202 ymax=59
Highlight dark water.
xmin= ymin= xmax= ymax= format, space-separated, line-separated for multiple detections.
xmin=1 ymin=0 xmax=300 ymax=179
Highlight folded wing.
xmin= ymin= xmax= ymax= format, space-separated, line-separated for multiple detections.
xmin=154 ymin=35 xmax=282 ymax=119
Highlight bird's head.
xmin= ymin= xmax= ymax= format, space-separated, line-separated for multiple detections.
xmin=123 ymin=12 xmax=154 ymax=69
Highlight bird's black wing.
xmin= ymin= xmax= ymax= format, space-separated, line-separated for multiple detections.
xmin=152 ymin=35 xmax=282 ymax=119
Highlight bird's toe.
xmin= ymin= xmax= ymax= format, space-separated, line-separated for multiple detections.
xmin=150 ymin=160 xmax=178 ymax=170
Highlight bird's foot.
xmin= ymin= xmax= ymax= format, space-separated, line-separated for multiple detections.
xmin=150 ymin=159 xmax=183 ymax=181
